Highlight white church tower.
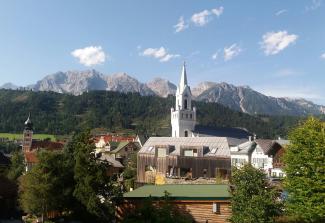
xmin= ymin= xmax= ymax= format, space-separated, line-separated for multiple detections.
xmin=171 ymin=62 xmax=196 ymax=137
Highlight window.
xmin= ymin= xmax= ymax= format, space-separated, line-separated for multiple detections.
xmin=184 ymin=99 xmax=188 ymax=109
xmin=184 ymin=130 xmax=188 ymax=137
xmin=272 ymin=172 xmax=277 ymax=177
xmin=252 ymin=158 xmax=268 ymax=168
xmin=186 ymin=114 xmax=188 ymax=118
xmin=232 ymin=158 xmax=246 ymax=165
xmin=183 ymin=149 xmax=198 ymax=157
xmin=279 ymin=173 xmax=284 ymax=178
xmin=190 ymin=114 xmax=192 ymax=119
xmin=184 ymin=149 xmax=193 ymax=156
xmin=157 ymin=148 xmax=167 ymax=158
xmin=213 ymin=203 xmax=220 ymax=214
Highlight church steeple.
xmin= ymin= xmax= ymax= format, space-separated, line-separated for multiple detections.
xmin=171 ymin=63 xmax=196 ymax=137
xmin=23 ymin=113 xmax=33 ymax=152
xmin=179 ymin=62 xmax=188 ymax=93
xmin=24 ymin=112 xmax=33 ymax=131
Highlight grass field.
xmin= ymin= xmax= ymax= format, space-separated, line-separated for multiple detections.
xmin=0 ymin=133 xmax=56 ymax=141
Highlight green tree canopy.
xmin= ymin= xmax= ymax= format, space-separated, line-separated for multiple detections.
xmin=229 ymin=164 xmax=282 ymax=223
xmin=72 ymin=131 xmax=122 ymax=222
xmin=7 ymin=150 xmax=24 ymax=181
xmin=284 ymin=117 xmax=325 ymax=222
xmin=19 ymin=151 xmax=68 ymax=222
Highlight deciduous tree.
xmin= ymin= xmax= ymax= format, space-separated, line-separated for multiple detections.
xmin=284 ymin=117 xmax=325 ymax=222
xmin=229 ymin=164 xmax=282 ymax=223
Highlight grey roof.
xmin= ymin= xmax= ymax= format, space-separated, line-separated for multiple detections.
xmin=275 ymin=139 xmax=290 ymax=146
xmin=139 ymin=137 xmax=230 ymax=158
xmin=230 ymin=140 xmax=256 ymax=155
xmin=193 ymin=125 xmax=252 ymax=139
xmin=227 ymin=137 xmax=249 ymax=146
xmin=99 ymin=153 xmax=124 ymax=168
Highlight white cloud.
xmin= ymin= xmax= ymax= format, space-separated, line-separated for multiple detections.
xmin=175 ymin=7 xmax=223 ymax=32
xmin=191 ymin=10 xmax=211 ymax=26
xmin=306 ymin=0 xmax=322 ymax=11
xmin=142 ymin=47 xmax=180 ymax=62
xmin=261 ymin=31 xmax=298 ymax=55
xmin=274 ymin=68 xmax=301 ymax=77
xmin=275 ymin=9 xmax=287 ymax=16
xmin=71 ymin=46 xmax=106 ymax=66
xmin=174 ymin=16 xmax=188 ymax=33
xmin=211 ymin=7 xmax=224 ymax=17
xmin=224 ymin=44 xmax=242 ymax=61
xmin=212 ymin=52 xmax=218 ymax=60
xmin=190 ymin=7 xmax=224 ymax=27
xmin=321 ymin=53 xmax=325 ymax=59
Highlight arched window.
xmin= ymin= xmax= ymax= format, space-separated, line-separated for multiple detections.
xmin=185 ymin=130 xmax=188 ymax=137
xmin=184 ymin=99 xmax=188 ymax=109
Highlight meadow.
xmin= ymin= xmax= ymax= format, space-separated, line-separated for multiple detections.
xmin=0 ymin=133 xmax=56 ymax=141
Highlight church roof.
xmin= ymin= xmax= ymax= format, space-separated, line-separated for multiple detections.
xmin=139 ymin=137 xmax=231 ymax=158
xmin=193 ymin=125 xmax=251 ymax=140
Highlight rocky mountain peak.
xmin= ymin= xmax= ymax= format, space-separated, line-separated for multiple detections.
xmin=146 ymin=77 xmax=177 ymax=97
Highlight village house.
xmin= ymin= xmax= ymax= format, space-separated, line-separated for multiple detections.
xmin=118 ymin=184 xmax=231 ymax=223
xmin=230 ymin=138 xmax=287 ymax=178
xmin=137 ymin=137 xmax=232 ymax=183
xmin=93 ymin=134 xmax=141 ymax=176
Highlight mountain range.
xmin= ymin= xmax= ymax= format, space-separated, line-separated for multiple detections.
xmin=2 ymin=69 xmax=324 ymax=116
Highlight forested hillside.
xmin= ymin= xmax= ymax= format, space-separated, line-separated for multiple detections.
xmin=0 ymin=89 xmax=306 ymax=138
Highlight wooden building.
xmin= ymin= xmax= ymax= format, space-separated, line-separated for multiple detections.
xmin=137 ymin=137 xmax=232 ymax=183
xmin=117 ymin=184 xmax=231 ymax=223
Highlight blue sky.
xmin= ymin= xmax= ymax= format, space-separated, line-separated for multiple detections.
xmin=1 ymin=0 xmax=325 ymax=104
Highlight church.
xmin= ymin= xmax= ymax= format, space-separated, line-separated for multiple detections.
xmin=137 ymin=63 xmax=252 ymax=183
xmin=170 ymin=62 xmax=251 ymax=140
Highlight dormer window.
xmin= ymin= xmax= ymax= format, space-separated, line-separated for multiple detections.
xmin=157 ymin=147 xmax=167 ymax=158
xmin=183 ymin=148 xmax=198 ymax=157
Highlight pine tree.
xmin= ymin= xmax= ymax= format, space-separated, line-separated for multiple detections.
xmin=72 ymin=131 xmax=122 ymax=222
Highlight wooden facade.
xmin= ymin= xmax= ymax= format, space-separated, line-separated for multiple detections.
xmin=117 ymin=199 xmax=231 ymax=223
xmin=137 ymin=153 xmax=231 ymax=183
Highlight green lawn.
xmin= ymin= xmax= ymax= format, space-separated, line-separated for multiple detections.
xmin=0 ymin=133 xmax=56 ymax=141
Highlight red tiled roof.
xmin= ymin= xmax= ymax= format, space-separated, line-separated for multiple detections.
xmin=93 ymin=135 xmax=136 ymax=144
xmin=24 ymin=152 xmax=38 ymax=163
xmin=31 ymin=141 xmax=64 ymax=151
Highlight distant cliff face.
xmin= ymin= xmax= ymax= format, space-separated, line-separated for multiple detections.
xmin=29 ymin=70 xmax=325 ymax=116
xmin=192 ymin=82 xmax=325 ymax=116
xmin=0 ymin=82 xmax=19 ymax=90
xmin=33 ymin=70 xmax=154 ymax=96
xmin=146 ymin=77 xmax=177 ymax=97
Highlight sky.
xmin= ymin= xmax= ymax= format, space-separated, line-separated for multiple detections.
xmin=0 ymin=0 xmax=325 ymax=104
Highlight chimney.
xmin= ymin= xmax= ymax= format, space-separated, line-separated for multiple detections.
xmin=253 ymin=134 xmax=257 ymax=141
xmin=248 ymin=136 xmax=252 ymax=141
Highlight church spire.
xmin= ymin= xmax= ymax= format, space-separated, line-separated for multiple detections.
xmin=179 ymin=61 xmax=187 ymax=92
xmin=24 ymin=112 xmax=33 ymax=130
